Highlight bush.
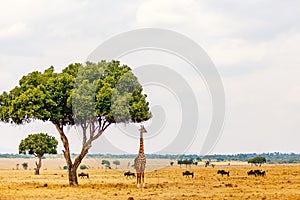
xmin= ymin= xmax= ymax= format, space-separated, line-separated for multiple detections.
xmin=63 ymin=166 xmax=68 ymax=170
xmin=80 ymin=165 xmax=88 ymax=170
xmin=22 ymin=162 xmax=28 ymax=170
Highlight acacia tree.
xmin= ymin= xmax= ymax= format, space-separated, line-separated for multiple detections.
xmin=248 ymin=156 xmax=267 ymax=166
xmin=113 ymin=160 xmax=120 ymax=169
xmin=0 ymin=61 xmax=151 ymax=186
xmin=19 ymin=133 xmax=58 ymax=175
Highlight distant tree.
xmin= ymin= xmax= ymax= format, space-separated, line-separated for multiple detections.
xmin=22 ymin=162 xmax=28 ymax=170
xmin=170 ymin=161 xmax=174 ymax=166
xmin=102 ymin=160 xmax=110 ymax=167
xmin=113 ymin=160 xmax=120 ymax=169
xmin=19 ymin=133 xmax=58 ymax=175
xmin=63 ymin=166 xmax=68 ymax=170
xmin=248 ymin=156 xmax=267 ymax=165
xmin=193 ymin=161 xmax=198 ymax=166
xmin=177 ymin=160 xmax=183 ymax=168
xmin=196 ymin=156 xmax=202 ymax=162
xmin=182 ymin=159 xmax=193 ymax=168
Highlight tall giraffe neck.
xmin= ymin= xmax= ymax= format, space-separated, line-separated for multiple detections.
xmin=139 ymin=132 xmax=144 ymax=154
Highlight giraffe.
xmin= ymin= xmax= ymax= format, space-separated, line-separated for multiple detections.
xmin=134 ymin=125 xmax=147 ymax=188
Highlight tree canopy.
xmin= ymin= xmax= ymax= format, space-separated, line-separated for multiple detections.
xmin=19 ymin=133 xmax=58 ymax=156
xmin=248 ymin=156 xmax=267 ymax=165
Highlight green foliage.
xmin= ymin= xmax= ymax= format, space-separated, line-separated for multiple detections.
xmin=101 ymin=160 xmax=110 ymax=166
xmin=63 ymin=166 xmax=68 ymax=170
xmin=177 ymin=160 xmax=183 ymax=165
xmin=73 ymin=60 xmax=152 ymax=124
xmin=80 ymin=165 xmax=88 ymax=170
xmin=248 ymin=156 xmax=267 ymax=164
xmin=0 ymin=60 xmax=151 ymax=130
xmin=19 ymin=133 xmax=58 ymax=157
xmin=0 ymin=65 xmax=78 ymax=126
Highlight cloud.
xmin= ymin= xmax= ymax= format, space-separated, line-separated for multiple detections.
xmin=0 ymin=22 xmax=29 ymax=39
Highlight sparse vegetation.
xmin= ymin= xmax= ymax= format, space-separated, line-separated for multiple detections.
xmin=0 ymin=164 xmax=299 ymax=199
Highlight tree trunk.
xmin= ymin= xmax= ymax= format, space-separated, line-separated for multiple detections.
xmin=55 ymin=124 xmax=78 ymax=186
xmin=35 ymin=155 xmax=42 ymax=175
xmin=54 ymin=124 xmax=96 ymax=186
xmin=68 ymin=164 xmax=78 ymax=185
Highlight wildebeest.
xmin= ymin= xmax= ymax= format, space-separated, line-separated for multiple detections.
xmin=182 ymin=171 xmax=194 ymax=178
xmin=78 ymin=172 xmax=89 ymax=179
xmin=217 ymin=170 xmax=230 ymax=176
xmin=247 ymin=170 xmax=256 ymax=176
xmin=254 ymin=170 xmax=266 ymax=176
xmin=124 ymin=171 xmax=135 ymax=178
xmin=248 ymin=170 xmax=266 ymax=177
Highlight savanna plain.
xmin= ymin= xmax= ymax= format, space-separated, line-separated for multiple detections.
xmin=0 ymin=158 xmax=300 ymax=200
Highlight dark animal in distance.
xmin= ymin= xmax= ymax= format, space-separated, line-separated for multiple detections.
xmin=247 ymin=170 xmax=257 ymax=176
xmin=248 ymin=170 xmax=266 ymax=177
xmin=124 ymin=171 xmax=136 ymax=178
xmin=217 ymin=170 xmax=230 ymax=176
xmin=78 ymin=172 xmax=89 ymax=179
xmin=182 ymin=171 xmax=194 ymax=178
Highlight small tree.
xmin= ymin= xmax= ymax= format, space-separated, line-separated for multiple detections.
xmin=177 ymin=160 xmax=183 ymax=168
xmin=102 ymin=160 xmax=110 ymax=168
xmin=19 ymin=133 xmax=58 ymax=175
xmin=248 ymin=156 xmax=267 ymax=166
xmin=22 ymin=162 xmax=28 ymax=170
xmin=113 ymin=160 xmax=120 ymax=169
xmin=170 ymin=161 xmax=174 ymax=166
xmin=182 ymin=159 xmax=193 ymax=168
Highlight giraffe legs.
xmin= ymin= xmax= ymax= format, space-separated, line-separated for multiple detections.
xmin=136 ymin=172 xmax=145 ymax=188
xmin=136 ymin=173 xmax=141 ymax=188
xmin=141 ymin=172 xmax=145 ymax=187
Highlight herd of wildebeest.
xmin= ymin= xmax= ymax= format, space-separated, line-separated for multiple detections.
xmin=77 ymin=169 xmax=266 ymax=179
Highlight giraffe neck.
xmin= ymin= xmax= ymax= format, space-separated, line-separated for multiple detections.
xmin=139 ymin=132 xmax=144 ymax=154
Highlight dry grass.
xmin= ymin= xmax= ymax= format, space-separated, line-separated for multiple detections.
xmin=0 ymin=162 xmax=300 ymax=199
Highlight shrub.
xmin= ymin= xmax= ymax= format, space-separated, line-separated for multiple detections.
xmin=80 ymin=165 xmax=88 ymax=170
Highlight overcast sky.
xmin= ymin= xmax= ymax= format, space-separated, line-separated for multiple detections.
xmin=0 ymin=0 xmax=299 ymax=155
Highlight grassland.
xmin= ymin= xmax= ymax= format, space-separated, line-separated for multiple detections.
xmin=0 ymin=159 xmax=300 ymax=199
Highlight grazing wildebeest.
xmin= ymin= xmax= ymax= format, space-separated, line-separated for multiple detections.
xmin=217 ymin=170 xmax=230 ymax=176
xmin=182 ymin=171 xmax=194 ymax=178
xmin=248 ymin=170 xmax=266 ymax=177
xmin=78 ymin=172 xmax=89 ymax=179
xmin=247 ymin=170 xmax=257 ymax=176
xmin=124 ymin=171 xmax=136 ymax=178
xmin=254 ymin=170 xmax=266 ymax=176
